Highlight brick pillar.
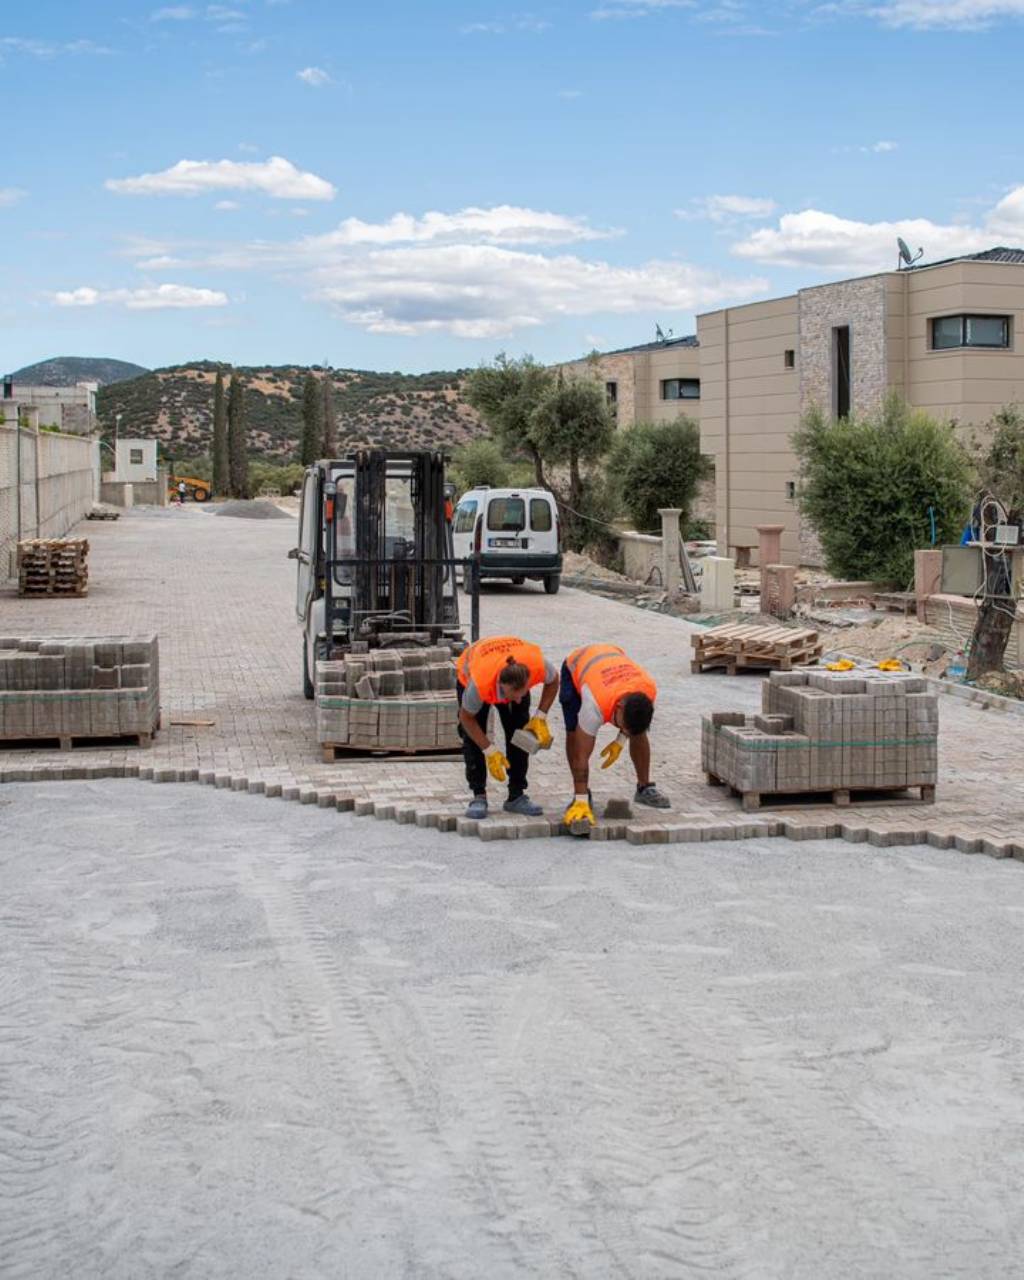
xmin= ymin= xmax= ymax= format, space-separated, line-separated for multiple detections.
xmin=763 ymin=565 xmax=797 ymax=618
xmin=659 ymin=507 xmax=682 ymax=596
xmin=914 ymin=548 xmax=943 ymax=623
xmin=756 ymin=523 xmax=786 ymax=607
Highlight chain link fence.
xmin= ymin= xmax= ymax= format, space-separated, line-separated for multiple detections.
xmin=1 ymin=423 xmax=100 ymax=580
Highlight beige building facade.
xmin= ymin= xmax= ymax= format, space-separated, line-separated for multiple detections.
xmin=562 ymin=247 xmax=1024 ymax=565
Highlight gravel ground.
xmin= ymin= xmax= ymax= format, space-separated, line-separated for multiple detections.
xmin=3 ymin=780 xmax=1024 ymax=1278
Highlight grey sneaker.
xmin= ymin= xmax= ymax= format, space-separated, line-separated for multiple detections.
xmin=504 ymin=794 xmax=543 ymax=817
xmin=635 ymin=783 xmax=671 ymax=810
xmin=466 ymin=795 xmax=488 ymax=819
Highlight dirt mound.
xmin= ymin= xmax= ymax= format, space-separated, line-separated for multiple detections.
xmin=212 ymin=499 xmax=291 ymax=520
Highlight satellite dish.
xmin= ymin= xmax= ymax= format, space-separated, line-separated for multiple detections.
xmin=897 ymin=236 xmax=924 ymax=269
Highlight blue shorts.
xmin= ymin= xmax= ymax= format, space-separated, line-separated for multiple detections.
xmin=559 ymin=660 xmax=582 ymax=732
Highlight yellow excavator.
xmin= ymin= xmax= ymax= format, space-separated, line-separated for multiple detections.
xmin=167 ymin=474 xmax=211 ymax=503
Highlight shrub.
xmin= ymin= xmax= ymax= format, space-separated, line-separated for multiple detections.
xmin=449 ymin=438 xmax=511 ymax=493
xmin=609 ymin=417 xmax=709 ymax=534
xmin=792 ymin=395 xmax=973 ymax=584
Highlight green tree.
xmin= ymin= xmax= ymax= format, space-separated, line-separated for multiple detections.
xmin=967 ymin=405 xmax=1024 ymax=678
xmin=449 ymin=438 xmax=511 ymax=492
xmin=610 ymin=417 xmax=709 ymax=533
xmin=792 ymin=394 xmax=972 ymax=584
xmin=301 ymin=372 xmax=323 ymax=466
xmin=464 ymin=354 xmax=554 ymax=486
xmin=322 ymin=373 xmax=337 ymax=456
xmin=529 ymin=374 xmax=616 ymax=533
xmin=211 ymin=369 xmax=229 ymax=496
xmin=227 ymin=373 xmax=250 ymax=498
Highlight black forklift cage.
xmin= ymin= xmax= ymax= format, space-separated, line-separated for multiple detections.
xmin=319 ymin=449 xmax=481 ymax=650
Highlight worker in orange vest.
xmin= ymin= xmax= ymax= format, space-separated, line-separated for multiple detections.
xmin=560 ymin=643 xmax=671 ymax=828
xmin=456 ymin=635 xmax=559 ymax=820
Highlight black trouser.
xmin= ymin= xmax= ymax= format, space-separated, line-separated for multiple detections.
xmin=457 ymin=685 xmax=531 ymax=800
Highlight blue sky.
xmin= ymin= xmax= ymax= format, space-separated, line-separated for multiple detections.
xmin=3 ymin=0 xmax=1024 ymax=374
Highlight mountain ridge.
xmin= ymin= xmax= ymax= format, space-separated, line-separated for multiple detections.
xmin=10 ymin=356 xmax=150 ymax=386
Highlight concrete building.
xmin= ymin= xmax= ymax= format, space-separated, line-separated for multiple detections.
xmin=563 ymin=246 xmax=1024 ymax=565
xmin=2 ymin=377 xmax=98 ymax=435
xmin=113 ymin=438 xmax=158 ymax=483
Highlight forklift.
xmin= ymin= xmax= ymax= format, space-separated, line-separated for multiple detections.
xmin=291 ymin=449 xmax=480 ymax=699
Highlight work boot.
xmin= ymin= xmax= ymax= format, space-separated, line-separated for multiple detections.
xmin=635 ymin=783 xmax=671 ymax=810
xmin=466 ymin=795 xmax=488 ymax=819
xmin=504 ymin=794 xmax=543 ymax=817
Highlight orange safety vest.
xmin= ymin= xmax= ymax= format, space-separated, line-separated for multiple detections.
xmin=457 ymin=635 xmax=548 ymax=705
xmin=566 ymin=643 xmax=657 ymax=724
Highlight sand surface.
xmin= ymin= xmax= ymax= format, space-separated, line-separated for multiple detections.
xmin=3 ymin=780 xmax=1024 ymax=1278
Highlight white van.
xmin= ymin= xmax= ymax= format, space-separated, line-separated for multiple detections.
xmin=452 ymin=487 xmax=562 ymax=594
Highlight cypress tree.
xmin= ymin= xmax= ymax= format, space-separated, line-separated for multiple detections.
xmin=227 ymin=373 xmax=250 ymax=498
xmin=301 ymin=372 xmax=323 ymax=466
xmin=322 ymin=372 xmax=337 ymax=456
xmin=212 ymin=368 xmax=229 ymax=496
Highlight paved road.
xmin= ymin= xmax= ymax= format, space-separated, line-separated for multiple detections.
xmin=2 ymin=506 xmax=1022 ymax=851
xmin=3 ymin=779 xmax=1024 ymax=1277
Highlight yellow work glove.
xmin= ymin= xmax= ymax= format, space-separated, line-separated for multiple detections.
xmin=564 ymin=797 xmax=596 ymax=828
xmin=484 ymin=745 xmax=509 ymax=783
xmin=876 ymin=658 xmax=903 ymax=672
xmin=525 ymin=713 xmax=553 ymax=750
xmin=825 ymin=659 xmax=856 ymax=671
xmin=600 ymin=732 xmax=627 ymax=770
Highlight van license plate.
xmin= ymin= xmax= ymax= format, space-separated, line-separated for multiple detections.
xmin=490 ymin=538 xmax=517 ymax=547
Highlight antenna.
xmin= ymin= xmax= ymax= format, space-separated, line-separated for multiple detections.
xmin=897 ymin=236 xmax=924 ymax=270
xmin=655 ymin=324 xmax=665 ymax=342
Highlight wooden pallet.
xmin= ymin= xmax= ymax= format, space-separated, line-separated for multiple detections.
xmin=0 ymin=731 xmax=154 ymax=751
xmin=17 ymin=538 xmax=89 ymax=598
xmin=706 ymin=771 xmax=935 ymax=811
xmin=691 ymin=623 xmax=821 ymax=674
xmin=321 ymin=742 xmax=461 ymax=762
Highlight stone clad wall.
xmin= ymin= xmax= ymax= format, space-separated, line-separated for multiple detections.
xmin=798 ymin=274 xmax=888 ymax=418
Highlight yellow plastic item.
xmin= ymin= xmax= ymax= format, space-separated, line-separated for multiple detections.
xmin=599 ymin=739 xmax=624 ymax=770
xmin=825 ymin=659 xmax=856 ymax=671
xmin=564 ymin=799 xmax=596 ymax=828
xmin=525 ymin=716 xmax=552 ymax=750
xmin=876 ymin=659 xmax=903 ymax=672
xmin=485 ymin=749 xmax=509 ymax=783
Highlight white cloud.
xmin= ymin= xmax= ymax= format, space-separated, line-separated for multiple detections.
xmin=308 ymin=243 xmax=767 ymax=337
xmin=678 ymin=194 xmax=777 ymax=222
xmin=0 ymin=187 xmax=27 ymax=207
xmin=150 ymin=5 xmax=195 ymax=19
xmin=591 ymin=0 xmax=694 ymax=18
xmin=0 ymin=36 xmax=112 ymax=56
xmin=106 ymin=155 xmax=336 ymax=201
xmin=53 ymin=283 xmax=228 ymax=309
xmin=859 ymin=0 xmax=1024 ymax=28
xmin=135 ymin=255 xmax=186 ymax=268
xmin=558 ymin=88 xmax=584 ymax=98
xmin=731 ymin=184 xmax=1024 ymax=270
xmin=301 ymin=205 xmax=619 ymax=249
xmin=215 ymin=200 xmax=240 ymax=210
xmin=460 ymin=15 xmax=552 ymax=32
xmin=868 ymin=139 xmax=898 ymax=152
xmin=297 ymin=65 xmax=330 ymax=85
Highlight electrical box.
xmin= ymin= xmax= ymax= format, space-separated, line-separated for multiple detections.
xmin=941 ymin=544 xmax=1024 ymax=599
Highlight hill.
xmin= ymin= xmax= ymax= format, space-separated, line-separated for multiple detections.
xmin=11 ymin=356 xmax=150 ymax=386
xmin=95 ymin=362 xmax=485 ymax=461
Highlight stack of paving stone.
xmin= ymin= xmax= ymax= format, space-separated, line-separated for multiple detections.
xmin=0 ymin=635 xmax=160 ymax=746
xmin=702 ymin=668 xmax=938 ymax=810
xmin=17 ymin=538 xmax=89 ymax=597
xmin=316 ymin=645 xmax=461 ymax=756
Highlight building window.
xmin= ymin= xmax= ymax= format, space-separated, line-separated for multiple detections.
xmin=784 ymin=349 xmax=795 ymax=369
xmin=605 ymin=380 xmax=618 ymax=403
xmin=660 ymin=378 xmax=700 ymax=400
xmin=833 ymin=326 xmax=851 ymax=419
xmin=931 ymin=314 xmax=1010 ymax=350
xmin=785 ymin=481 xmax=796 ymax=500
xmin=129 ymin=448 xmax=144 ymax=464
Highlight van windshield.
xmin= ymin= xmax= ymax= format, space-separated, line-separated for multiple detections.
xmin=488 ymin=496 xmax=525 ymax=532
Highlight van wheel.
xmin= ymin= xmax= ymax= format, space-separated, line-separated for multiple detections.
xmin=544 ymin=574 xmax=561 ymax=595
xmin=303 ymin=641 xmax=314 ymax=700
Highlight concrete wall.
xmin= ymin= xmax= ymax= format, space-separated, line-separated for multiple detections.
xmin=697 ymin=296 xmax=801 ymax=565
xmin=617 ymin=531 xmax=662 ymax=584
xmin=0 ymin=423 xmax=100 ymax=579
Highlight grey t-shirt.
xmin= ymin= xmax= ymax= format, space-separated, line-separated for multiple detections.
xmin=461 ymin=658 xmax=558 ymax=714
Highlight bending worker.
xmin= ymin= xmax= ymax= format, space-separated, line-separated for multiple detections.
xmin=560 ymin=643 xmax=671 ymax=828
xmin=456 ymin=634 xmax=560 ymax=821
